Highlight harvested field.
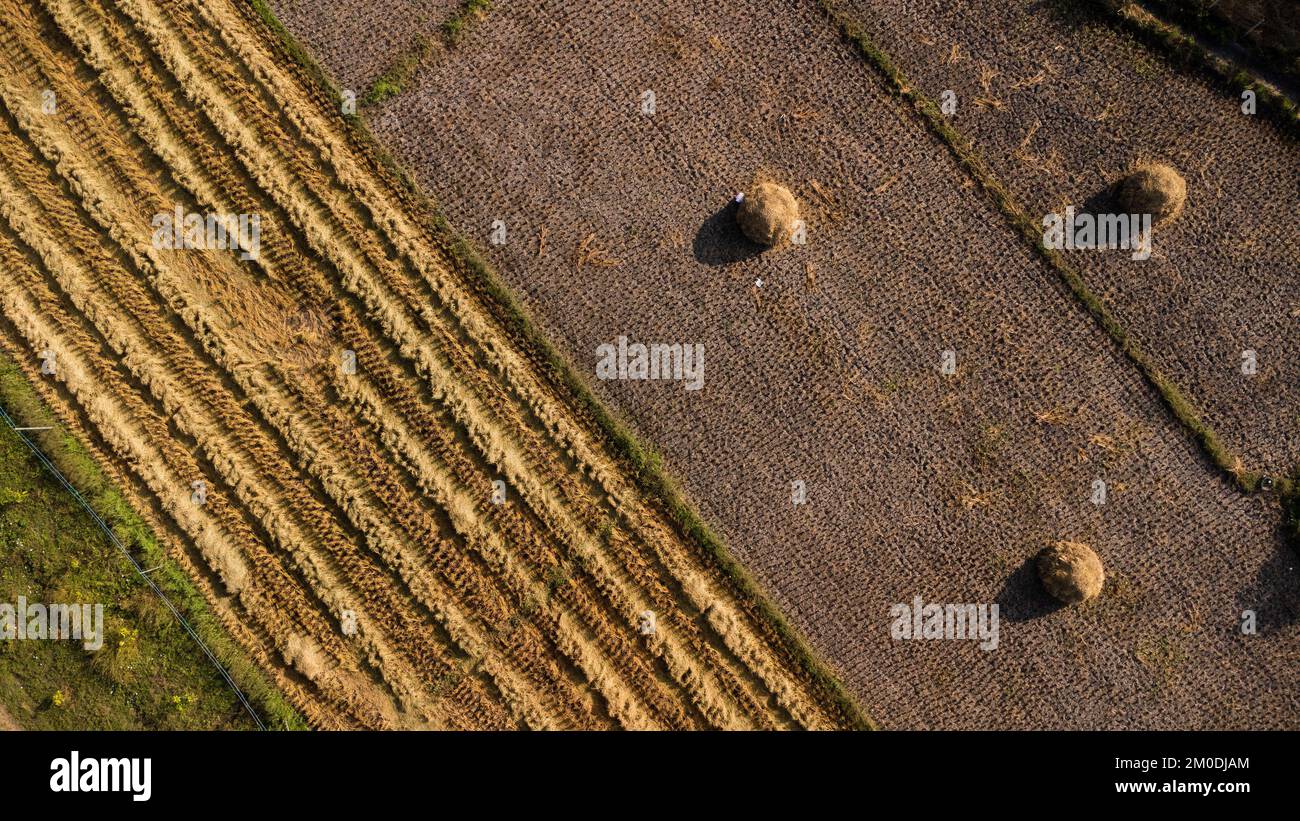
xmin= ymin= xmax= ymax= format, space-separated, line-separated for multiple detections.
xmin=337 ymin=0 xmax=1300 ymax=727
xmin=0 ymin=0 xmax=863 ymax=729
xmin=833 ymin=0 xmax=1300 ymax=477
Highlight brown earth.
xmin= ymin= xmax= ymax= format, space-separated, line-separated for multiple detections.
xmin=0 ymin=0 xmax=858 ymax=729
xmin=341 ymin=0 xmax=1300 ymax=727
xmin=836 ymin=0 xmax=1300 ymax=477
xmin=0 ymin=703 xmax=20 ymax=730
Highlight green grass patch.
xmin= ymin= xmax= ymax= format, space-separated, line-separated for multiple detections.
xmin=363 ymin=35 xmax=434 ymax=106
xmin=443 ymin=0 xmax=493 ymax=45
xmin=0 ymin=354 xmax=303 ymax=730
xmin=361 ymin=0 xmax=493 ymax=106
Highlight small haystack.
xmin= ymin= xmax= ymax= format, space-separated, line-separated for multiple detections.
xmin=736 ymin=182 xmax=799 ymax=246
xmin=1116 ymin=163 xmax=1186 ymax=226
xmin=1037 ymin=541 xmax=1105 ymax=604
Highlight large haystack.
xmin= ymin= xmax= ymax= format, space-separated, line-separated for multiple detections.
xmin=1117 ymin=163 xmax=1186 ymax=226
xmin=736 ymin=182 xmax=799 ymax=246
xmin=1037 ymin=541 xmax=1105 ymax=604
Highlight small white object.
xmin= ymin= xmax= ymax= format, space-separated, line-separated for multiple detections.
xmin=734 ymin=192 xmax=745 ymax=203
xmin=754 ymin=278 xmax=763 ymax=288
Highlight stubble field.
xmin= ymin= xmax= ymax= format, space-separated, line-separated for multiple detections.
xmin=0 ymin=0 xmax=862 ymax=729
xmin=345 ymin=0 xmax=1299 ymax=727
xmin=836 ymin=0 xmax=1300 ymax=477
xmin=269 ymin=0 xmax=463 ymax=96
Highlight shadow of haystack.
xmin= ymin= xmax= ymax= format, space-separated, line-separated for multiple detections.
xmin=693 ymin=201 xmax=765 ymax=266
xmin=996 ymin=554 xmax=1066 ymax=623
xmin=1081 ymin=184 xmax=1121 ymax=216
xmin=1233 ymin=519 xmax=1300 ymax=636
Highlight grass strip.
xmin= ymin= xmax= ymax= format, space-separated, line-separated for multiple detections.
xmin=364 ymin=36 xmax=434 ymax=106
xmin=0 ymin=354 xmax=305 ymax=729
xmin=1087 ymin=1 xmax=1300 ymax=135
xmin=363 ymin=0 xmax=493 ymax=105
xmin=1137 ymin=0 xmax=1300 ymax=86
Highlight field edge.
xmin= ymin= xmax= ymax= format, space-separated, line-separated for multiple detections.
xmin=817 ymin=0 xmax=1299 ymax=505
xmin=1088 ymin=0 xmax=1300 ymax=134
xmin=0 ymin=353 xmax=306 ymax=731
xmin=245 ymin=0 xmax=875 ymax=730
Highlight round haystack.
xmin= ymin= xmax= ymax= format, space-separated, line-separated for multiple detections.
xmin=1037 ymin=541 xmax=1105 ymax=604
xmin=736 ymin=182 xmax=799 ymax=246
xmin=1116 ymin=163 xmax=1186 ymax=225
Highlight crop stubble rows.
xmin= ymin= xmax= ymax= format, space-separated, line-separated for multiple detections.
xmin=0 ymin=0 xmax=856 ymax=729
xmin=359 ymin=0 xmax=1299 ymax=727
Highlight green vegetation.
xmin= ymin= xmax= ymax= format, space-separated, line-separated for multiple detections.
xmin=0 ymin=354 xmax=304 ymax=729
xmin=364 ymin=35 xmax=433 ymax=106
xmin=443 ymin=0 xmax=493 ymax=45
xmin=245 ymin=0 xmax=875 ymax=730
xmin=361 ymin=0 xmax=493 ymax=105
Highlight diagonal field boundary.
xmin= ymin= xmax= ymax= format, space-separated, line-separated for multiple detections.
xmin=246 ymin=0 xmax=875 ymax=729
xmin=1093 ymin=0 xmax=1300 ymax=136
xmin=0 ymin=400 xmax=267 ymax=731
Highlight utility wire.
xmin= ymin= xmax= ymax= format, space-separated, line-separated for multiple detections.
xmin=0 ymin=402 xmax=266 ymax=730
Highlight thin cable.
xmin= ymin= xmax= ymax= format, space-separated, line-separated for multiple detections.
xmin=0 ymin=402 xmax=266 ymax=730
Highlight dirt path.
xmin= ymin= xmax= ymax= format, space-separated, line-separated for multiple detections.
xmin=0 ymin=704 xmax=21 ymax=731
